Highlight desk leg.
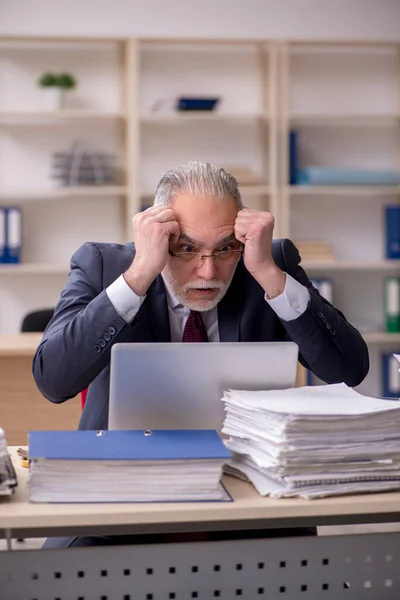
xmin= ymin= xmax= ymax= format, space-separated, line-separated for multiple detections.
xmin=4 ymin=528 xmax=12 ymax=551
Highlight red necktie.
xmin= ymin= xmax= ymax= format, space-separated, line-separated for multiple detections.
xmin=182 ymin=310 xmax=209 ymax=342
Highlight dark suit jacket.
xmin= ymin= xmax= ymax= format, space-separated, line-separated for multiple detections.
xmin=33 ymin=239 xmax=369 ymax=431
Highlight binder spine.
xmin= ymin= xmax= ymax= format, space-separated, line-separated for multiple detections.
xmin=382 ymin=353 xmax=400 ymax=399
xmin=310 ymin=278 xmax=333 ymax=304
xmin=0 ymin=207 xmax=5 ymax=263
xmin=385 ymin=205 xmax=400 ymax=259
xmin=5 ymin=207 xmax=21 ymax=263
xmin=289 ymin=130 xmax=298 ymax=185
xmin=385 ymin=277 xmax=400 ymax=333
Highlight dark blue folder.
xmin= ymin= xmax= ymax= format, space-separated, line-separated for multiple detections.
xmin=289 ymin=130 xmax=298 ymax=185
xmin=386 ymin=206 xmax=400 ymax=260
xmin=29 ymin=429 xmax=232 ymax=462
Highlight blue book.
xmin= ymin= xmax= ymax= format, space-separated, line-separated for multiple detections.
xmin=298 ymin=167 xmax=400 ymax=186
xmin=382 ymin=353 xmax=400 ymax=399
xmin=289 ymin=130 xmax=298 ymax=185
xmin=0 ymin=207 xmax=5 ymax=263
xmin=28 ymin=430 xmax=232 ymax=503
xmin=385 ymin=206 xmax=400 ymax=260
xmin=310 ymin=278 xmax=333 ymax=304
xmin=4 ymin=207 xmax=21 ymax=263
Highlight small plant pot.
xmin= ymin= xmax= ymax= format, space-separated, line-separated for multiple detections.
xmin=42 ymin=87 xmax=63 ymax=111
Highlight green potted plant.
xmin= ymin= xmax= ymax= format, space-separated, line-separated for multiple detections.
xmin=38 ymin=72 xmax=77 ymax=111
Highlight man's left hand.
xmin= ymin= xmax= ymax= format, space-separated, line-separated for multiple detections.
xmin=235 ymin=208 xmax=286 ymax=299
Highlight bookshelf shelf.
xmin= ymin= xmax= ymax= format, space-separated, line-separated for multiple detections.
xmin=0 ymin=111 xmax=126 ymax=125
xmin=140 ymin=185 xmax=270 ymax=200
xmin=0 ymin=187 xmax=128 ymax=202
xmin=363 ymin=333 xmax=400 ymax=344
xmin=302 ymin=260 xmax=400 ymax=272
xmin=289 ymin=114 xmax=399 ymax=127
xmin=0 ymin=264 xmax=69 ymax=275
xmin=289 ymin=186 xmax=400 ymax=196
xmin=140 ymin=113 xmax=267 ymax=125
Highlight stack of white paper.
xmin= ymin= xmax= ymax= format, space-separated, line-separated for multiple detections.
xmin=222 ymin=383 xmax=400 ymax=499
xmin=0 ymin=428 xmax=17 ymax=496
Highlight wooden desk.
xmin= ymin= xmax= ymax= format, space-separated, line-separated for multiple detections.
xmin=2 ymin=448 xmax=400 ymax=599
xmin=0 ymin=335 xmax=81 ymax=445
xmin=3 ymin=447 xmax=400 ymax=539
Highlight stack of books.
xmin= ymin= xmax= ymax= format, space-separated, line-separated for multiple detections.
xmin=223 ymin=166 xmax=262 ymax=186
xmin=295 ymin=241 xmax=335 ymax=262
xmin=0 ymin=428 xmax=17 ymax=495
xmin=222 ymin=382 xmax=400 ymax=499
xmin=28 ymin=429 xmax=231 ymax=503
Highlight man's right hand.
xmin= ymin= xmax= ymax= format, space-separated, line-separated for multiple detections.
xmin=123 ymin=206 xmax=180 ymax=296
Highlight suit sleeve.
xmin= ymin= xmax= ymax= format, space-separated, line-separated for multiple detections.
xmin=32 ymin=242 xmax=129 ymax=404
xmin=277 ymin=239 xmax=369 ymax=387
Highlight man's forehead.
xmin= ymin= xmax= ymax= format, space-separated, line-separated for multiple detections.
xmin=178 ymin=232 xmax=236 ymax=246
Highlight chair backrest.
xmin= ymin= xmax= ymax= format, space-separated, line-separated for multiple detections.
xmin=20 ymin=309 xmax=55 ymax=333
xmin=21 ymin=308 xmax=88 ymax=410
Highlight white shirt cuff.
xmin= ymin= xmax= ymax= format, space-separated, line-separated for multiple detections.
xmin=264 ymin=273 xmax=310 ymax=322
xmin=106 ymin=274 xmax=146 ymax=323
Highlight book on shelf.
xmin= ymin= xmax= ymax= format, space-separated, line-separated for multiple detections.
xmin=222 ymin=165 xmax=262 ymax=186
xmin=0 ymin=207 xmax=21 ymax=264
xmin=289 ymin=130 xmax=298 ymax=185
xmin=385 ymin=277 xmax=400 ymax=333
xmin=0 ymin=428 xmax=17 ymax=495
xmin=385 ymin=206 xmax=400 ymax=260
xmin=310 ymin=278 xmax=333 ymax=304
xmin=298 ymin=167 xmax=400 ymax=187
xmin=382 ymin=353 xmax=400 ymax=399
xmin=295 ymin=241 xmax=335 ymax=262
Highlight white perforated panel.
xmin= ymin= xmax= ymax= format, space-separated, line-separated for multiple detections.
xmin=0 ymin=532 xmax=399 ymax=599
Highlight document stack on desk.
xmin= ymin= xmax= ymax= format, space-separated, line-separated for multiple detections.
xmin=0 ymin=428 xmax=17 ymax=495
xmin=28 ymin=429 xmax=231 ymax=503
xmin=222 ymin=383 xmax=400 ymax=499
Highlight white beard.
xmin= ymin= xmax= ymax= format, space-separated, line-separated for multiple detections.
xmin=163 ymin=268 xmax=236 ymax=312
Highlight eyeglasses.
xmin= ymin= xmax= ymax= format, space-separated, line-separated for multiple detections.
xmin=169 ymin=243 xmax=243 ymax=263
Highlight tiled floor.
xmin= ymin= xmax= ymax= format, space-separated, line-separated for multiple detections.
xmin=2 ymin=524 xmax=400 ymax=551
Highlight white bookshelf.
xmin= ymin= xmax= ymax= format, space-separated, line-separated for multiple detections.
xmin=279 ymin=40 xmax=400 ymax=397
xmin=0 ymin=35 xmax=398 ymax=400
xmin=0 ymin=37 xmax=131 ymax=333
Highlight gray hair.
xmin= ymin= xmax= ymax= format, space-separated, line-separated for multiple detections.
xmin=153 ymin=161 xmax=243 ymax=209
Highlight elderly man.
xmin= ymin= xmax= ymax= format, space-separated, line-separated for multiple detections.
xmin=34 ymin=161 xmax=368 ymax=432
xmin=34 ymin=161 xmax=369 ymax=549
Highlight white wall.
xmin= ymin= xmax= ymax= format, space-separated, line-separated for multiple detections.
xmin=0 ymin=0 xmax=399 ymax=41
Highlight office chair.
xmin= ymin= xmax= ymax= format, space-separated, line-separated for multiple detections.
xmin=20 ymin=309 xmax=54 ymax=333
xmin=20 ymin=308 xmax=88 ymax=408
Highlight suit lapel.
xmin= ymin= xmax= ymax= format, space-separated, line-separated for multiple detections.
xmin=217 ymin=262 xmax=245 ymax=342
xmin=144 ymin=275 xmax=171 ymax=342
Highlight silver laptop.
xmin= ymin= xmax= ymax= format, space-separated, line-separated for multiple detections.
xmin=108 ymin=342 xmax=298 ymax=432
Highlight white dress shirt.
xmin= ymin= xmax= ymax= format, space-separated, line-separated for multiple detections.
xmin=106 ymin=270 xmax=310 ymax=342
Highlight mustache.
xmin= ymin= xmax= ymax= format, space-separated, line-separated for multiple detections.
xmin=183 ymin=280 xmax=225 ymax=292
